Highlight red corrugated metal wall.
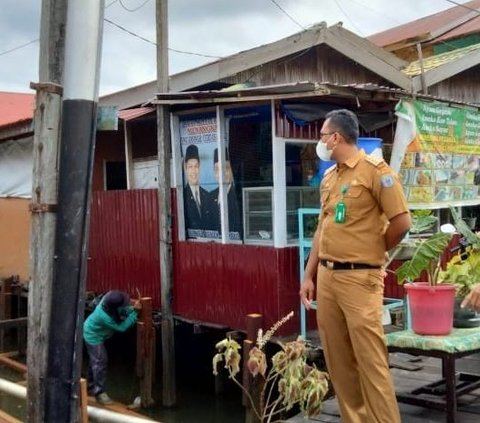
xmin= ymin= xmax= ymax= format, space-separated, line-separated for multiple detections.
xmin=87 ymin=188 xmax=429 ymax=334
xmin=87 ymin=188 xmax=303 ymax=335
xmin=172 ymin=242 xmax=301 ymax=335
xmin=87 ymin=189 xmax=161 ymax=308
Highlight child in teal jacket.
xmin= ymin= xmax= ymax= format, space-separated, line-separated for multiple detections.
xmin=83 ymin=290 xmax=138 ymax=405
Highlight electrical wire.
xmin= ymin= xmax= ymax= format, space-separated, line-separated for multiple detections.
xmin=0 ymin=38 xmax=39 ymax=57
xmin=343 ymin=0 xmax=402 ymax=26
xmin=106 ymin=0 xmax=119 ymax=8
xmin=168 ymin=47 xmax=221 ymax=59
xmin=444 ymin=0 xmax=480 ymax=13
xmin=119 ymin=0 xmax=151 ymax=13
xmin=104 ymin=18 xmax=222 ymax=58
xmin=331 ymin=0 xmax=364 ymax=36
xmin=269 ymin=0 xmax=306 ymax=30
xmin=340 ymin=0 xmax=468 ymax=53
xmin=104 ymin=17 xmax=156 ymax=45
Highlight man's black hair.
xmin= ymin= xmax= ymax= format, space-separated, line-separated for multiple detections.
xmin=325 ymin=109 xmax=359 ymax=144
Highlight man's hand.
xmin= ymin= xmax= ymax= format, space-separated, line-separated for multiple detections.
xmin=299 ymin=277 xmax=315 ymax=310
xmin=461 ymin=285 xmax=480 ymax=311
xmin=133 ymin=299 xmax=142 ymax=310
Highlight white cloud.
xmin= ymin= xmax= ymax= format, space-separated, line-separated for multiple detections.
xmin=0 ymin=0 xmax=467 ymax=96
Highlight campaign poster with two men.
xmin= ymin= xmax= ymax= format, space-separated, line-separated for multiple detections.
xmin=179 ymin=117 xmax=242 ymax=241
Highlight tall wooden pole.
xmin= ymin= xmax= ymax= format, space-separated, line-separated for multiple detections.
xmin=27 ymin=1 xmax=66 ymax=422
xmin=156 ymin=0 xmax=176 ymax=407
xmin=43 ymin=1 xmax=105 ymax=421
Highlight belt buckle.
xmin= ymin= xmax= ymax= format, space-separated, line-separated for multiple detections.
xmin=326 ymin=260 xmax=334 ymax=270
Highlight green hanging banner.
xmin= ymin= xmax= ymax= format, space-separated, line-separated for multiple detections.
xmin=394 ymin=99 xmax=480 ymax=207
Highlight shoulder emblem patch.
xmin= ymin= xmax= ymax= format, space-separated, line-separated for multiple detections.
xmin=381 ymin=174 xmax=395 ymax=188
xmin=365 ymin=155 xmax=384 ymax=167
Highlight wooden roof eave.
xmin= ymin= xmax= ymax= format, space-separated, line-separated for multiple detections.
xmin=152 ymin=87 xmax=332 ymax=105
xmin=329 ymin=25 xmax=407 ymax=69
xmin=0 ymin=120 xmax=33 ymax=142
xmin=169 ymin=25 xmax=330 ymax=93
xmin=383 ymin=33 xmax=432 ymax=52
xmin=99 ymin=26 xmax=329 ymax=109
xmin=323 ymin=27 xmax=411 ymax=90
xmin=102 ymin=24 xmax=412 ymax=109
xmin=150 ymin=82 xmax=405 ymax=107
xmin=412 ymin=47 xmax=480 ymax=89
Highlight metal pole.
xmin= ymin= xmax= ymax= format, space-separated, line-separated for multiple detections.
xmin=0 ymin=378 xmax=157 ymax=423
xmin=27 ymin=1 xmax=67 ymax=422
xmin=43 ymin=1 xmax=105 ymax=422
xmin=156 ymin=0 xmax=176 ymax=407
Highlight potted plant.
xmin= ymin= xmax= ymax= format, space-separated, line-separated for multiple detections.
xmin=438 ymin=207 xmax=480 ymax=328
xmin=395 ymin=212 xmax=455 ymax=335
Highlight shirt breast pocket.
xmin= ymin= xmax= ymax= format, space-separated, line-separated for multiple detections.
xmin=345 ymin=185 xmax=370 ymax=211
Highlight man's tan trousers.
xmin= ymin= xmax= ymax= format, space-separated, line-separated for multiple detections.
xmin=316 ymin=265 xmax=401 ymax=423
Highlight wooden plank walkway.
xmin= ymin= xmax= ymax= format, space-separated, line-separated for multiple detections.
xmin=87 ymin=396 xmax=156 ymax=420
xmin=288 ymin=352 xmax=480 ymax=423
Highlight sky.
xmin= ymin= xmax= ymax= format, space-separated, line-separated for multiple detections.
xmin=0 ymin=0 xmax=469 ymax=97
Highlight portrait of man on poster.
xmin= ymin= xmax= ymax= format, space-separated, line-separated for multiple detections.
xmin=183 ymin=144 xmax=216 ymax=238
xmin=212 ymin=148 xmax=242 ymax=239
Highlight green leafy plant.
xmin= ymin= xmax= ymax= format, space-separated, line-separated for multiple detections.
xmin=386 ymin=210 xmax=440 ymax=264
xmin=438 ymin=207 xmax=480 ymax=298
xmin=410 ymin=209 xmax=438 ymax=234
xmin=396 ymin=207 xmax=480 ymax=291
xmin=396 ymin=231 xmax=452 ymax=285
xmin=212 ymin=312 xmax=329 ymax=422
xmin=395 ymin=209 xmax=452 ymax=285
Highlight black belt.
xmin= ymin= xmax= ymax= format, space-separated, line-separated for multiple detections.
xmin=320 ymin=259 xmax=380 ymax=270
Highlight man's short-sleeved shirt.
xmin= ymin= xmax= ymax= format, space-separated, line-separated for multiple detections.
xmin=318 ymin=149 xmax=408 ymax=266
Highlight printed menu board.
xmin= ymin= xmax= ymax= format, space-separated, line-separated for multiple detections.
xmin=396 ymin=100 xmax=480 ymax=206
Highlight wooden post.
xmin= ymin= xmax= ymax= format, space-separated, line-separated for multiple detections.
xmin=156 ymin=0 xmax=176 ymax=407
xmin=243 ymin=314 xmax=263 ymax=423
xmin=0 ymin=278 xmax=13 ymax=352
xmin=14 ymin=281 xmax=27 ymax=356
xmin=136 ymin=298 xmax=155 ymax=408
xmin=27 ymin=2 xmax=66 ymax=422
xmin=0 ymin=410 xmax=22 ymax=423
xmin=124 ymin=121 xmax=133 ymax=189
xmin=416 ymin=42 xmax=428 ymax=94
xmin=0 ymin=354 xmax=28 ymax=375
xmin=79 ymin=379 xmax=88 ymax=423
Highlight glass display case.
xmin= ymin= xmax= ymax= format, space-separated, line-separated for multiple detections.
xmin=242 ymin=186 xmax=320 ymax=244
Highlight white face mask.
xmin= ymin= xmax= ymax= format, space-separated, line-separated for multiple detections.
xmin=316 ymin=141 xmax=333 ymax=161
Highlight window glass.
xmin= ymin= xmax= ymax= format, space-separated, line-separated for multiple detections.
xmin=285 ymin=142 xmax=320 ymax=242
xmin=228 ymin=107 xmax=272 ymax=244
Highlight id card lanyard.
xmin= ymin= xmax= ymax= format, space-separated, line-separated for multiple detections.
xmin=334 ymin=184 xmax=349 ymax=223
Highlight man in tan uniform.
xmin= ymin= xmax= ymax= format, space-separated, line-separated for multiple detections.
xmin=300 ymin=109 xmax=411 ymax=423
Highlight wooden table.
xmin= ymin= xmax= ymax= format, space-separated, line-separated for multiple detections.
xmin=386 ymin=328 xmax=480 ymax=423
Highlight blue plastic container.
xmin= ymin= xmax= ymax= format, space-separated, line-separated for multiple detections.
xmin=316 ymin=137 xmax=383 ymax=182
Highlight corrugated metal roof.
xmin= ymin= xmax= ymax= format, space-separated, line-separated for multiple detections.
xmin=118 ymin=106 xmax=155 ymax=121
xmin=0 ymin=92 xmax=35 ymax=128
xmin=403 ymin=42 xmax=480 ymax=76
xmin=369 ymin=0 xmax=480 ymax=47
